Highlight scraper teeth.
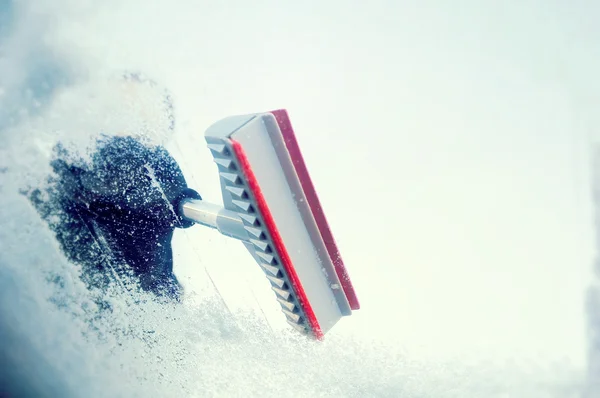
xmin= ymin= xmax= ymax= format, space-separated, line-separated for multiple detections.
xmin=286 ymin=320 xmax=308 ymax=334
xmin=207 ymin=143 xmax=227 ymax=154
xmin=244 ymin=226 xmax=264 ymax=239
xmin=272 ymin=286 xmax=291 ymax=300
xmin=239 ymin=214 xmax=259 ymax=226
xmin=282 ymin=308 xmax=301 ymax=323
xmin=256 ymin=251 xmax=275 ymax=264
xmin=232 ymin=200 xmax=252 ymax=212
xmin=266 ymin=275 xmax=286 ymax=288
xmin=277 ymin=298 xmax=296 ymax=312
xmin=214 ymin=157 xmax=234 ymax=169
xmin=225 ymin=186 xmax=246 ymax=198
xmin=220 ymin=172 xmax=241 ymax=184
xmin=259 ymin=262 xmax=280 ymax=276
xmin=207 ymin=135 xmax=315 ymax=338
xmin=250 ymin=239 xmax=269 ymax=251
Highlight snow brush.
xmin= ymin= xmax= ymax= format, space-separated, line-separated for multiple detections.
xmin=179 ymin=110 xmax=359 ymax=339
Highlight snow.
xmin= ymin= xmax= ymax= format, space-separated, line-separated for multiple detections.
xmin=0 ymin=0 xmax=598 ymax=396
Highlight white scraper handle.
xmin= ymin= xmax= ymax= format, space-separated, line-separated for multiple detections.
xmin=180 ymin=199 xmax=248 ymax=241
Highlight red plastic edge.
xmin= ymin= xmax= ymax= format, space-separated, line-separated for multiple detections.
xmin=270 ymin=109 xmax=360 ymax=310
xmin=230 ymin=139 xmax=324 ymax=340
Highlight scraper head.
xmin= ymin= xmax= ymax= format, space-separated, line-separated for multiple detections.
xmin=203 ymin=109 xmax=359 ymax=339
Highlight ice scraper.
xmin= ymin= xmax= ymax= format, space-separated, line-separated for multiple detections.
xmin=180 ymin=109 xmax=360 ymax=339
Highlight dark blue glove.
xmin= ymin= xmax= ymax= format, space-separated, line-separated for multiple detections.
xmin=27 ymin=135 xmax=200 ymax=300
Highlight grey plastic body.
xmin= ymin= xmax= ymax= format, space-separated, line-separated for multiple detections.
xmin=182 ymin=112 xmax=355 ymax=338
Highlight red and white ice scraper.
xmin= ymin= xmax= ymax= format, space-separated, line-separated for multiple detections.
xmin=179 ymin=109 xmax=360 ymax=340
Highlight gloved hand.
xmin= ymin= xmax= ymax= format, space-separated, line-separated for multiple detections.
xmin=28 ymin=135 xmax=201 ymax=300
